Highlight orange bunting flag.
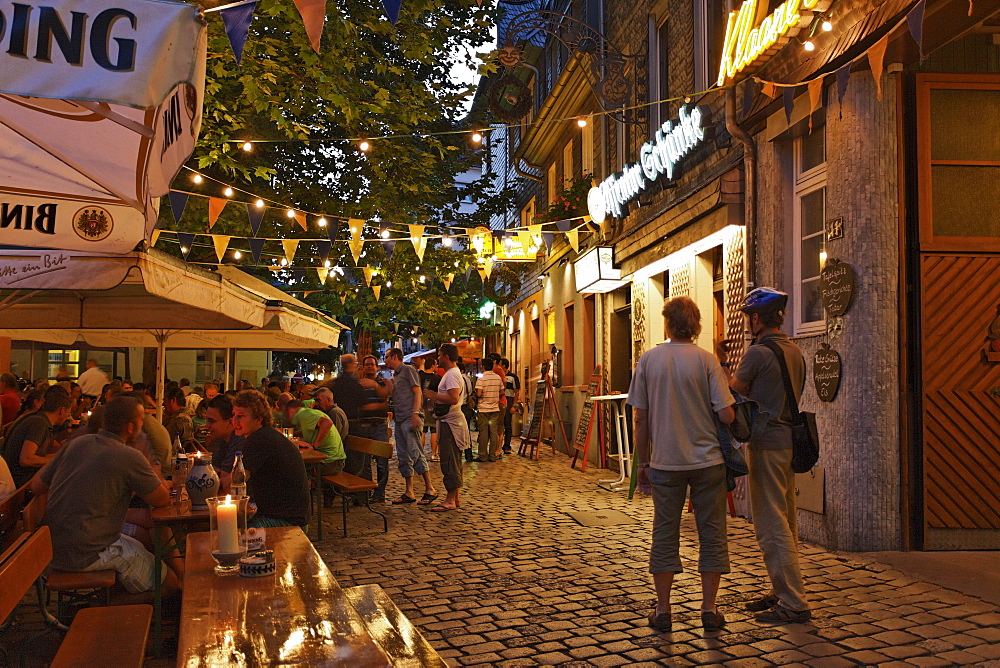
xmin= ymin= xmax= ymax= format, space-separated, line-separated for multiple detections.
xmin=867 ymin=34 xmax=889 ymax=101
xmin=372 ymin=285 xmax=381 ymax=300
xmin=293 ymin=211 xmax=307 ymax=231
xmin=348 ymin=218 xmax=364 ymax=241
xmin=349 ymin=238 xmax=364 ymax=264
xmin=292 ymin=0 xmax=326 ymax=53
xmin=761 ymin=81 xmax=778 ymax=99
xmin=150 ymin=230 xmax=161 ymax=247
xmin=208 ymin=197 xmax=228 ymax=229
xmin=339 ymin=294 xmax=346 ymax=304
xmin=442 ymin=274 xmax=454 ymax=291
xmin=476 ymin=267 xmax=487 ymax=282
xmin=281 ymin=239 xmax=298 ymax=265
xmin=316 ymin=267 xmax=329 ymax=283
xmin=808 ymin=76 xmax=824 ymax=133
xmin=212 ymin=235 xmax=231 ymax=262
xmin=362 ymin=266 xmax=374 ymax=285
xmin=567 ymin=229 xmax=580 ymax=253
xmin=414 ymin=238 xmax=427 ymax=262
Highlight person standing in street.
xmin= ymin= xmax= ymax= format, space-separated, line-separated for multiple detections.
xmin=384 ymin=348 xmax=438 ymax=505
xmin=474 ymin=357 xmax=504 ymax=463
xmin=360 ymin=355 xmax=391 ymax=503
xmin=422 ymin=343 xmax=469 ymax=512
xmin=500 ymin=359 xmax=520 ymax=454
xmin=729 ymin=287 xmax=811 ymax=624
xmin=629 ymin=297 xmax=735 ymax=633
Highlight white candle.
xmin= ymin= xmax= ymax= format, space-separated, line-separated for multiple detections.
xmin=217 ymin=495 xmax=240 ymax=554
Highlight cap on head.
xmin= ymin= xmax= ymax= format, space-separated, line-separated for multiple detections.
xmin=739 ymin=287 xmax=788 ymax=315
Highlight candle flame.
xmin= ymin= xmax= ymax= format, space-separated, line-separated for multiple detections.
xmin=225 ymin=494 xmax=232 ymax=504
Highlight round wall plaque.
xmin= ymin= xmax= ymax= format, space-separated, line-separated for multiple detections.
xmin=819 ymin=258 xmax=855 ymax=317
xmin=814 ymin=343 xmax=841 ymax=402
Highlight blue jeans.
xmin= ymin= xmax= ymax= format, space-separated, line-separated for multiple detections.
xmin=370 ymin=422 xmax=389 ymax=501
xmin=394 ymin=416 xmax=427 ymax=478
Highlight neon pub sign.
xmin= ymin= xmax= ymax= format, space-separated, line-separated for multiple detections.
xmin=716 ymin=0 xmax=830 ymax=86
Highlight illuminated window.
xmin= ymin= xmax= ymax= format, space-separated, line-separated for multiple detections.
xmin=648 ymin=16 xmax=670 ymax=131
xmin=545 ymin=311 xmax=556 ymax=346
xmin=793 ymin=126 xmax=827 ymax=334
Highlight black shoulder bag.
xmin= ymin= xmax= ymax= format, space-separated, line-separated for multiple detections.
xmin=760 ymin=340 xmax=819 ymax=473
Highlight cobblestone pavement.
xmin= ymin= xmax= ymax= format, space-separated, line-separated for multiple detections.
xmin=316 ymin=443 xmax=1000 ymax=667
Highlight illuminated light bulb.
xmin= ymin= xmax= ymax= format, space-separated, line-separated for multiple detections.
xmin=454 ymin=261 xmax=460 ymax=267
xmin=471 ymin=131 xmax=483 ymax=143
xmin=415 ymin=265 xmax=421 ymax=271
xmin=318 ymin=217 xmax=327 ymax=227
xmin=529 ymin=245 xmax=539 ymax=254
xmin=381 ymin=229 xmax=390 ymax=239
xmin=412 ymin=337 xmax=418 ymax=343
xmin=255 ymin=199 xmax=264 ymax=208
xmin=359 ymin=140 xmax=371 ymax=152
xmin=224 ymin=187 xmax=234 ymax=197
xmin=180 ymin=246 xmax=189 ymax=254
xmin=533 ymin=235 xmax=542 ymax=245
xmin=233 ymin=250 xmax=242 ymax=259
xmin=819 ymin=250 xmax=828 ymax=267
xmin=804 ymin=40 xmax=815 ymax=51
xmin=286 ymin=209 xmax=296 ymax=218
xmin=385 ymin=280 xmax=392 ymax=288
xmin=451 ymin=338 xmax=456 ymax=343
xmin=576 ymin=116 xmax=588 ymax=128
xmin=442 ymin=235 xmax=452 ymax=247
xmin=822 ymin=19 xmax=833 ymax=31
xmin=350 ymin=227 xmax=358 ymax=235
xmin=419 ymin=275 xmax=426 ymax=283
xmin=324 ymin=259 xmax=331 ymax=268
xmin=472 ymin=236 xmax=484 ymax=252
xmin=192 ymin=174 xmax=203 ymax=184
xmin=504 ymin=236 xmax=514 ymax=248
xmin=280 ymin=258 xmax=288 ymax=266
xmin=242 ymin=141 xmax=253 ymax=152
xmin=490 ymin=255 xmax=498 ymax=263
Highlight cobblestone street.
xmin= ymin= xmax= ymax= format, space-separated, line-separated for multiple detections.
xmin=316 ymin=444 xmax=1000 ymax=667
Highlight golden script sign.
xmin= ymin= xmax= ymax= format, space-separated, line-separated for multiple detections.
xmin=716 ymin=0 xmax=830 ymax=85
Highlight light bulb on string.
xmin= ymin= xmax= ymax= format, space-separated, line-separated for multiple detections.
xmin=192 ymin=174 xmax=203 ymax=184
xmin=442 ymin=235 xmax=452 ymax=247
xmin=180 ymin=246 xmax=189 ymax=254
xmin=242 ymin=142 xmax=253 ymax=152
xmin=804 ymin=40 xmax=815 ymax=51
xmin=224 ymin=187 xmax=234 ymax=197
xmin=255 ymin=199 xmax=264 ymax=208
xmin=504 ymin=236 xmax=514 ymax=249
xmin=233 ymin=250 xmax=242 ymax=260
xmin=318 ymin=217 xmax=327 ymax=227
xmin=324 ymin=259 xmax=331 ymax=268
xmin=419 ymin=275 xmax=426 ymax=283
xmin=381 ymin=229 xmax=391 ymax=239
xmin=576 ymin=116 xmax=588 ymax=128
xmin=358 ymin=140 xmax=371 ymax=152
xmin=471 ymin=131 xmax=483 ymax=144
xmin=280 ymin=258 xmax=288 ymax=266
xmin=385 ymin=280 xmax=392 ymax=288
xmin=286 ymin=209 xmax=296 ymax=218
xmin=821 ymin=19 xmax=833 ymax=31
xmin=412 ymin=337 xmax=418 ymax=343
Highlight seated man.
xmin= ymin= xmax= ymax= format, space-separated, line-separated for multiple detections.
xmin=231 ymin=390 xmax=310 ymax=528
xmin=313 ymin=387 xmax=348 ymax=441
xmin=162 ymin=386 xmax=197 ymax=451
xmin=284 ymin=399 xmax=345 ymax=476
xmin=205 ymin=395 xmax=245 ymax=492
xmin=2 ymin=390 xmax=70 ymax=487
xmin=31 ymin=396 xmax=181 ymax=594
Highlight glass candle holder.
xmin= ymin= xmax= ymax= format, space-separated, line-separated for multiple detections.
xmin=207 ymin=495 xmax=248 ymax=575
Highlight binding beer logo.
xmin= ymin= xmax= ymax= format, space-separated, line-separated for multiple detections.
xmin=73 ymin=206 xmax=114 ymax=242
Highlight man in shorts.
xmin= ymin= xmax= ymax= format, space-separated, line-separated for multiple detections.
xmin=32 ymin=396 xmax=182 ymax=594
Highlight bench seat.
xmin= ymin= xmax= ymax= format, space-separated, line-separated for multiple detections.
xmin=51 ymin=604 xmax=152 ymax=668
xmin=344 ymin=585 xmax=446 ymax=667
xmin=321 ymin=473 xmax=386 ymax=537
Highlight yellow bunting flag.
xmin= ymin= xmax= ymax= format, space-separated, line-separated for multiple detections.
xmin=349 ymin=238 xmax=364 ymax=264
xmin=867 ymin=34 xmax=889 ymax=101
xmin=150 ymin=230 xmax=161 ymax=247
xmin=528 ymin=224 xmax=542 ymax=238
xmin=348 ymin=218 xmax=364 ymax=241
xmin=281 ymin=239 xmax=298 ymax=265
xmin=483 ymin=257 xmax=494 ymax=279
xmin=212 ymin=235 xmax=231 ymax=262
xmin=442 ymin=273 xmax=454 ymax=291
xmin=517 ymin=231 xmax=533 ymax=254
xmin=477 ymin=267 xmax=487 ymax=282
xmin=408 ymin=224 xmax=425 ymax=249
xmin=339 ymin=294 xmax=347 ymax=304
xmin=292 ymin=0 xmax=326 ymax=53
xmin=293 ymin=211 xmax=307 ymax=232
xmin=208 ymin=198 xmax=228 ymax=229
xmin=372 ymin=285 xmax=381 ymax=300
xmin=567 ymin=229 xmax=580 ymax=253
xmin=316 ymin=266 xmax=329 ymax=283
xmin=415 ymin=238 xmax=427 ymax=262
xmin=362 ymin=266 xmax=374 ymax=285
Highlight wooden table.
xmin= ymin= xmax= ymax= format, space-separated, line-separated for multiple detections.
xmin=298 ymin=446 xmax=327 ymax=541
xmin=178 ymin=527 xmax=389 ymax=667
xmin=150 ymin=499 xmax=209 ymax=655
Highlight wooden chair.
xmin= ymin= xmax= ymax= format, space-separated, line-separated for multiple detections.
xmin=0 ymin=526 xmax=151 ymax=667
xmin=321 ymin=436 xmax=391 ymax=538
xmin=24 ymin=494 xmax=115 ymax=625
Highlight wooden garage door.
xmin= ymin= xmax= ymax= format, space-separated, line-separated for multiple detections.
xmin=920 ymin=254 xmax=1000 ymax=549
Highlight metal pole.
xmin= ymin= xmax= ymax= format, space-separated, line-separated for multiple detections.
xmin=224 ymin=348 xmax=231 ymax=392
xmin=155 ymin=332 xmax=166 ymax=422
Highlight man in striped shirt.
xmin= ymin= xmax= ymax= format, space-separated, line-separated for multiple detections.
xmin=474 ymin=357 xmax=505 ymax=463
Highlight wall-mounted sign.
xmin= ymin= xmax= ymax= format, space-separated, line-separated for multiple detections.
xmin=826 ymin=216 xmax=844 ymax=240
xmin=574 ymin=246 xmax=627 ymax=293
xmin=716 ymin=0 xmax=830 ymax=86
xmin=813 ymin=344 xmax=841 ymax=402
xmin=587 ymin=105 xmax=709 ymax=221
xmin=819 ymin=258 xmax=855 ymax=317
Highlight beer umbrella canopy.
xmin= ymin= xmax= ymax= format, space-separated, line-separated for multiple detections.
xmin=0 ymin=0 xmax=207 ymax=255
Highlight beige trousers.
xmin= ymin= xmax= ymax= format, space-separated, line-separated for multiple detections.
xmin=748 ymin=447 xmax=809 ymax=612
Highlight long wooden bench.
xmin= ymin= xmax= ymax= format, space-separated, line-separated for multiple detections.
xmin=344 ymin=584 xmax=446 ymax=667
xmin=0 ymin=482 xmax=30 ymax=554
xmin=0 ymin=526 xmax=151 ymax=667
xmin=321 ymin=436 xmax=391 ymax=538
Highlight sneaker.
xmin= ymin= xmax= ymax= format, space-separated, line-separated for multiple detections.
xmin=754 ymin=605 xmax=811 ymax=624
xmin=647 ymin=610 xmax=671 ymax=633
xmin=701 ymin=609 xmax=726 ymax=632
xmin=744 ymin=594 xmax=779 ymax=612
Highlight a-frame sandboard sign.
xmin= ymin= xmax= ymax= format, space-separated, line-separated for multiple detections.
xmin=570 ymin=366 xmax=604 ymax=472
xmin=518 ymin=360 xmax=572 ymax=459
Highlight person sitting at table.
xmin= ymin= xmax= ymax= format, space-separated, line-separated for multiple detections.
xmin=2 ymin=390 xmax=70 ymax=487
xmin=162 ymin=386 xmax=198 ymax=452
xmin=283 ymin=399 xmax=345 ymax=476
xmin=231 ymin=390 xmax=310 ymax=529
xmin=205 ymin=395 xmax=245 ymax=492
xmin=31 ymin=396 xmax=182 ymax=594
xmin=313 ymin=387 xmax=349 ymax=441
xmin=272 ymin=392 xmax=294 ymax=429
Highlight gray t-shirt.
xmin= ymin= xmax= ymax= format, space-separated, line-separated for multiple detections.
xmin=40 ymin=431 xmax=161 ymax=570
xmin=391 ymin=364 xmax=421 ymax=420
xmin=734 ymin=332 xmax=806 ymax=450
xmin=627 ymin=342 xmax=735 ymax=471
xmin=2 ymin=413 xmax=53 ymax=487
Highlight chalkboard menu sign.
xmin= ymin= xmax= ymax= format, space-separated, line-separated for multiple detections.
xmin=813 ymin=344 xmax=841 ymax=402
xmin=819 ymin=259 xmax=855 ymax=317
xmin=573 ymin=367 xmax=603 ymax=455
xmin=521 ymin=380 xmax=546 ymax=441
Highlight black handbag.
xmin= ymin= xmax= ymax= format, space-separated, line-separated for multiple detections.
xmin=760 ymin=340 xmax=819 ymax=473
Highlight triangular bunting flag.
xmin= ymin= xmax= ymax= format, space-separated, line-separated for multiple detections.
xmin=168 ymin=191 xmax=189 ymax=225
xmin=281 ymin=239 xmax=298 ymax=265
xmin=542 ymin=232 xmax=555 ymax=252
xmin=528 ymin=224 xmax=542 ymax=238
xmin=327 ymin=221 xmax=339 ymax=243
xmin=212 ymin=235 xmax=231 ymax=262
xmin=867 ymin=34 xmax=889 ymax=101
xmin=836 ymin=64 xmax=852 ymax=119
xmin=555 ymin=219 xmax=572 ymax=233
xmin=907 ymin=0 xmax=926 ymax=61
xmin=567 ymin=229 xmax=579 ymax=253
xmin=349 ymin=218 xmax=364 ymax=241
xmin=372 ymin=285 xmax=381 ymax=300
xmin=761 ymin=81 xmax=777 ymax=99
xmin=246 ymin=203 xmax=265 ymax=237
xmin=220 ymin=1 xmax=256 ymax=65
xmin=208 ymin=198 xmax=228 ymax=230
xmin=349 ymin=238 xmax=364 ymax=264
xmin=782 ymin=86 xmax=796 ymax=125
xmin=293 ymin=211 xmax=307 ymax=232
xmin=291 ymin=268 xmax=305 ymax=283
xmin=408 ymin=224 xmax=425 ymax=250
xmin=476 ymin=267 xmax=487 ymax=282
xmin=339 ymin=294 xmax=347 ymax=304
xmin=382 ymin=240 xmax=396 ymax=263
xmin=381 ymin=0 xmax=401 ymax=25
xmin=415 ymin=238 xmax=427 ymax=262
xmin=316 ymin=266 xmax=329 ymax=283
xmin=315 ymin=240 xmax=331 ymax=263
xmin=517 ymin=231 xmax=533 ymax=254
xmin=442 ymin=274 xmax=454 ymax=291
xmin=463 ymin=266 xmax=473 ymax=284
xmin=483 ymin=258 xmax=494 ymax=279
xmin=292 ymin=0 xmax=326 ymax=53
xmin=808 ymin=77 xmax=824 ymax=134
xmin=177 ymin=232 xmax=195 ymax=261
xmin=248 ymin=237 xmax=265 ymax=264
xmin=362 ymin=266 xmax=374 ymax=285
xmin=150 ymin=230 xmax=161 ymax=247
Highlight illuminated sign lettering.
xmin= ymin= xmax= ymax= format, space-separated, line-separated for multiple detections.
xmin=715 ymin=0 xmax=829 ymax=86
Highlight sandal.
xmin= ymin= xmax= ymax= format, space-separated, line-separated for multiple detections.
xmin=417 ymin=493 xmax=438 ymax=505
xmin=391 ymin=495 xmax=417 ymax=504
xmin=429 ymin=504 xmax=457 ymax=512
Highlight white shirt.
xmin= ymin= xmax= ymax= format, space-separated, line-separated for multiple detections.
xmin=77 ymin=365 xmax=109 ymax=397
xmin=437 ymin=366 xmax=470 ymax=450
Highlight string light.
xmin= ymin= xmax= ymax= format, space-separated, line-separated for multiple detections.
xmin=385 ymin=280 xmax=392 ymax=288
xmin=412 ymin=337 xmax=418 ymax=343
xmin=381 ymin=229 xmax=391 ymax=239
xmin=442 ymin=235 xmax=452 ymax=247
xmin=224 ymin=187 xmax=234 ymax=197
xmin=471 ymin=131 xmax=483 ymax=143
xmin=358 ymin=140 xmax=371 ymax=152
xmin=419 ymin=275 xmax=426 ymax=283
xmin=576 ymin=116 xmax=588 ymax=128
xmin=324 ymin=259 xmax=331 ymax=267
xmin=804 ymin=40 xmax=816 ymax=51
xmin=280 ymin=258 xmax=288 ymax=266
xmin=192 ymin=174 xmax=203 ymax=184
xmin=821 ymin=19 xmax=833 ymax=31
xmin=286 ymin=209 xmax=296 ymax=218
xmin=255 ymin=199 xmax=264 ymax=208
xmin=180 ymin=246 xmax=189 ymax=253
xmin=242 ymin=141 xmax=253 ymax=152
xmin=233 ymin=250 xmax=242 ymax=259
xmin=318 ymin=217 xmax=327 ymax=227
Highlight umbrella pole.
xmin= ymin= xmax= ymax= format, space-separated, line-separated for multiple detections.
xmin=224 ymin=347 xmax=231 ymax=392
xmin=155 ymin=332 xmax=167 ymax=422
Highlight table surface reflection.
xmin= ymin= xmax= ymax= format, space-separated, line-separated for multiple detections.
xmin=177 ymin=527 xmax=388 ymax=667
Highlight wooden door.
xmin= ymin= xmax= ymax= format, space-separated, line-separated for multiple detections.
xmin=920 ymin=253 xmax=1000 ymax=549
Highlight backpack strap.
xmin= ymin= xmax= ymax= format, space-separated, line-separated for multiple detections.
xmin=759 ymin=339 xmax=803 ymax=422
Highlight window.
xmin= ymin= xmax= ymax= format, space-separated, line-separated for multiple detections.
xmin=694 ymin=0 xmax=727 ymax=92
xmin=47 ymin=350 xmax=80 ymax=380
xmin=545 ymin=310 xmax=556 ymax=345
xmin=583 ymin=294 xmax=596 ymax=376
xmin=793 ymin=126 xmax=827 ymax=333
xmin=547 ymin=163 xmax=558 ymax=206
xmin=581 ymin=119 xmax=595 ymax=178
xmin=563 ymin=303 xmax=576 ymax=386
xmin=519 ymin=199 xmax=535 ymax=229
xmin=563 ymin=140 xmax=575 ymax=185
xmin=649 ymin=16 xmax=670 ymax=131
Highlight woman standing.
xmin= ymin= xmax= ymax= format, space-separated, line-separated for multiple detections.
xmin=628 ymin=297 xmax=736 ymax=633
